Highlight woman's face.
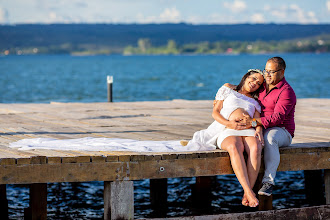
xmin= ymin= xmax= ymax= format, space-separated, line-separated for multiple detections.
xmin=243 ymin=73 xmax=264 ymax=93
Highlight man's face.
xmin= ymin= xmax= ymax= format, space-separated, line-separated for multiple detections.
xmin=264 ymin=61 xmax=284 ymax=86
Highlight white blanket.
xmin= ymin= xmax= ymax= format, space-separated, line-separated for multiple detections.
xmin=9 ymin=137 xmax=215 ymax=152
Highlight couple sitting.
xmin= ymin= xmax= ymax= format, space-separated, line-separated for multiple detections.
xmin=183 ymin=57 xmax=296 ymax=207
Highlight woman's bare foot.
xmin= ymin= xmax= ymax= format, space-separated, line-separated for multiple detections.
xmin=242 ymin=194 xmax=249 ymax=206
xmin=245 ymin=192 xmax=259 ymax=207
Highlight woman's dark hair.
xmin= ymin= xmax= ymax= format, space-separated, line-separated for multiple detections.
xmin=234 ymin=69 xmax=264 ymax=100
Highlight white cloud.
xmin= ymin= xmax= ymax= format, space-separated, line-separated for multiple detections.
xmin=136 ymin=7 xmax=181 ymax=23
xmin=327 ymin=0 xmax=330 ymax=12
xmin=159 ymin=7 xmax=181 ymax=23
xmin=0 ymin=7 xmax=9 ymax=24
xmin=49 ymin=12 xmax=57 ymax=21
xmin=223 ymin=0 xmax=247 ymax=13
xmin=46 ymin=11 xmax=83 ymax=24
xmin=264 ymin=4 xmax=318 ymax=24
xmin=271 ymin=11 xmax=287 ymax=19
xmin=136 ymin=13 xmax=157 ymax=23
xmin=206 ymin=13 xmax=241 ymax=24
xmin=186 ymin=15 xmax=202 ymax=24
xmin=264 ymin=5 xmax=271 ymax=11
xmin=289 ymin=4 xmax=318 ymax=23
xmin=306 ymin=11 xmax=318 ymax=23
xmin=264 ymin=5 xmax=287 ymax=19
xmin=251 ymin=13 xmax=265 ymax=23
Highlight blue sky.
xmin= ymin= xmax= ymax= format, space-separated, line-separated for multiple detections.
xmin=0 ymin=0 xmax=329 ymax=24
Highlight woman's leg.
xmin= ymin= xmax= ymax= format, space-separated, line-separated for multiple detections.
xmin=242 ymin=136 xmax=262 ymax=189
xmin=221 ymin=136 xmax=259 ymax=207
xmin=241 ymin=136 xmax=262 ymax=206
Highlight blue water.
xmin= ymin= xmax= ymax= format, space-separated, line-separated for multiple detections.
xmin=1 ymin=54 xmax=329 ymax=219
xmin=1 ymin=53 xmax=330 ymax=104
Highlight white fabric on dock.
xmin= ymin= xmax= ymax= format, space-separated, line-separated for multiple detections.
xmin=9 ymin=137 xmax=216 ymax=152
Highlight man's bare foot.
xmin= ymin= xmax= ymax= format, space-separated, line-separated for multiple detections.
xmin=245 ymin=192 xmax=259 ymax=207
xmin=180 ymin=140 xmax=189 ymax=146
xmin=242 ymin=194 xmax=249 ymax=206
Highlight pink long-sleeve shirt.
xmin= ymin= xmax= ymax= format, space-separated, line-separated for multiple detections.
xmin=258 ymin=77 xmax=296 ymax=137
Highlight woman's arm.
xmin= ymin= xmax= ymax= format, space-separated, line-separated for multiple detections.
xmin=212 ymin=100 xmax=243 ymax=130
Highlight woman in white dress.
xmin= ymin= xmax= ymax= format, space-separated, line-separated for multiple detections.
xmin=184 ymin=69 xmax=264 ymax=207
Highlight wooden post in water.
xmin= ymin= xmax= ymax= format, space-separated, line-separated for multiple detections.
xmin=0 ymin=184 xmax=8 ymax=220
xmin=325 ymin=169 xmax=330 ymax=204
xmin=104 ymin=181 xmax=134 ymax=220
xmin=24 ymin=183 xmax=47 ymax=220
xmin=254 ymin=173 xmax=273 ymax=211
xmin=192 ymin=176 xmax=213 ymax=209
xmin=150 ymin=178 xmax=168 ymax=216
xmin=304 ymin=170 xmax=325 ymax=205
xmin=107 ymin=76 xmax=113 ymax=102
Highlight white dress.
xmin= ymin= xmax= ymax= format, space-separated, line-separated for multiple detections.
xmin=9 ymin=86 xmax=260 ymax=153
xmin=186 ymin=86 xmax=261 ymax=150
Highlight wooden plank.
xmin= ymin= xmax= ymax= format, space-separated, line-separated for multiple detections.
xmin=326 ymin=169 xmax=330 ymax=205
xmin=0 ymin=148 xmax=329 ymax=184
xmin=62 ymin=156 xmax=91 ymax=163
xmin=150 ymin=178 xmax=167 ymax=216
xmin=192 ymin=176 xmax=213 ymax=209
xmin=304 ymin=170 xmax=325 ymax=206
xmin=104 ymin=181 xmax=134 ymax=220
xmin=0 ymin=184 xmax=8 ymax=220
xmin=104 ymin=181 xmax=111 ymax=220
xmin=153 ymin=205 xmax=330 ymax=220
xmin=0 ymin=99 xmax=329 ymax=183
xmin=278 ymin=151 xmax=330 ymax=171
xmin=0 ymin=157 xmax=232 ymax=184
xmin=29 ymin=183 xmax=47 ymax=220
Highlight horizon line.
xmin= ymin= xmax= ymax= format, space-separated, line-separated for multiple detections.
xmin=1 ymin=22 xmax=330 ymax=26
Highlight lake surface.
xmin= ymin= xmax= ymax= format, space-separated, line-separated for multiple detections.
xmin=1 ymin=53 xmax=330 ymax=103
xmin=1 ymin=54 xmax=329 ymax=219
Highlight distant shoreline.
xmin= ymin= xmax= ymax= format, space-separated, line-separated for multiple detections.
xmin=1 ymin=23 xmax=329 ymax=56
xmin=1 ymin=51 xmax=330 ymax=57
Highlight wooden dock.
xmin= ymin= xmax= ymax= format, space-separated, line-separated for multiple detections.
xmin=0 ymin=98 xmax=329 ymax=219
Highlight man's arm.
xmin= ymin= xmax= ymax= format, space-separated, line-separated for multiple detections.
xmin=243 ymin=88 xmax=296 ymax=129
xmin=260 ymin=88 xmax=296 ymax=129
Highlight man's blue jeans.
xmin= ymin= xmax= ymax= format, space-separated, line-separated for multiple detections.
xmin=262 ymin=127 xmax=293 ymax=185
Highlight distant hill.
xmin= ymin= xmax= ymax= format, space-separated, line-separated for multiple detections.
xmin=1 ymin=23 xmax=330 ymax=54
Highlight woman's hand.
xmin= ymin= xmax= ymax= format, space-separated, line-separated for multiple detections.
xmin=255 ymin=128 xmax=264 ymax=146
xmin=226 ymin=119 xmax=246 ymax=130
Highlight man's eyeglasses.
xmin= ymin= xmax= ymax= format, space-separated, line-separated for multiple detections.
xmin=263 ymin=69 xmax=283 ymax=76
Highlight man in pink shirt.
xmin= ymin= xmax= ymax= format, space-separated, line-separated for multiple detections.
xmin=243 ymin=57 xmax=296 ymax=196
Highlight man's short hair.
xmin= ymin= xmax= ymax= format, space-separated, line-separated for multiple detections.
xmin=267 ymin=57 xmax=286 ymax=70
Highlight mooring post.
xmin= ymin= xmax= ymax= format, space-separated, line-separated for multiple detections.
xmin=24 ymin=183 xmax=47 ymax=220
xmin=0 ymin=184 xmax=8 ymax=220
xmin=107 ymin=75 xmax=113 ymax=102
xmin=192 ymin=176 xmax=214 ymax=209
xmin=150 ymin=178 xmax=168 ymax=217
xmin=304 ymin=170 xmax=325 ymax=205
xmin=325 ymin=169 xmax=330 ymax=204
xmin=254 ymin=173 xmax=273 ymax=211
xmin=104 ymin=181 xmax=134 ymax=220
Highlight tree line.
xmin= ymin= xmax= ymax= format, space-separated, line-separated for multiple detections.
xmin=1 ymin=34 xmax=329 ymax=55
xmin=123 ymin=35 xmax=330 ymax=55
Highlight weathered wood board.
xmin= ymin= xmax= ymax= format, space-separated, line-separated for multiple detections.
xmin=0 ymin=99 xmax=329 ymax=184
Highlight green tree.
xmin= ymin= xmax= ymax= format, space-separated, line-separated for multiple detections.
xmin=138 ymin=38 xmax=151 ymax=53
xmin=166 ymin=40 xmax=179 ymax=54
